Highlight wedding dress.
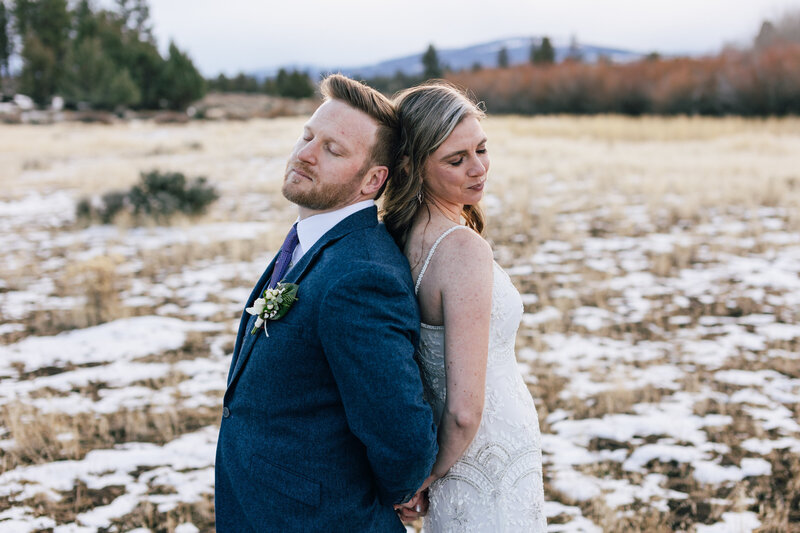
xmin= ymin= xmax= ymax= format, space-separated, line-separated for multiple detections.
xmin=415 ymin=226 xmax=547 ymax=532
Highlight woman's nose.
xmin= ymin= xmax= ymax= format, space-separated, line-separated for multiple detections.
xmin=467 ymin=156 xmax=486 ymax=177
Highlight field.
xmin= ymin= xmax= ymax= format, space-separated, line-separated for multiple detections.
xmin=1 ymin=114 xmax=799 ymax=532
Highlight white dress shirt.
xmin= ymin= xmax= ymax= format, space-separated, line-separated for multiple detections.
xmin=290 ymin=200 xmax=375 ymax=266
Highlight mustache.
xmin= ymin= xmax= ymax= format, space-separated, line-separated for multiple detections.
xmin=286 ymin=161 xmax=316 ymax=180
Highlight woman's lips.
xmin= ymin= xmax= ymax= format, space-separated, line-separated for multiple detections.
xmin=469 ymin=181 xmax=485 ymax=191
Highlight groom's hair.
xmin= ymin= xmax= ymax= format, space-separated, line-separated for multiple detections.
xmin=320 ymin=74 xmax=399 ymax=199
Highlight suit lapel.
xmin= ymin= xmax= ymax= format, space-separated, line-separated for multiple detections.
xmin=282 ymin=206 xmax=378 ymax=286
xmin=227 ymin=253 xmax=279 ymax=386
xmin=226 ymin=207 xmax=378 ymax=391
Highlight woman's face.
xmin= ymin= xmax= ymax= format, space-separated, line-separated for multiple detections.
xmin=423 ymin=116 xmax=489 ymax=208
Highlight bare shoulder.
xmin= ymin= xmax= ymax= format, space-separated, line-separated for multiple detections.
xmin=438 ymin=227 xmax=492 ymax=261
xmin=432 ymin=227 xmax=494 ymax=288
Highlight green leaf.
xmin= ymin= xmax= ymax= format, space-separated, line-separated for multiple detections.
xmin=270 ymin=283 xmax=299 ymax=321
xmin=280 ymin=283 xmax=299 ymax=299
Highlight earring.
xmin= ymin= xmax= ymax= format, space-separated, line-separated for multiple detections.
xmin=417 ymin=188 xmax=423 ymax=204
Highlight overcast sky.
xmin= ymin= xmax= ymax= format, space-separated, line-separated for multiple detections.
xmin=143 ymin=0 xmax=800 ymax=76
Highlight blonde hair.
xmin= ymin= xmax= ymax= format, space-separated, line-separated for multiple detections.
xmin=320 ymin=74 xmax=399 ymax=199
xmin=382 ymin=81 xmax=486 ymax=247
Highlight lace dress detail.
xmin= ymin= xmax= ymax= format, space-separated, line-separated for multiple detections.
xmin=415 ymin=226 xmax=546 ymax=532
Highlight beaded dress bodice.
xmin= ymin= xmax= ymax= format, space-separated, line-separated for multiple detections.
xmin=414 ymin=226 xmax=546 ymax=532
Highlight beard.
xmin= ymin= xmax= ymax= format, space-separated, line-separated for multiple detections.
xmin=282 ymin=161 xmax=367 ymax=211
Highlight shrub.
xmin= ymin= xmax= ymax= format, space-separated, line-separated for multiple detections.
xmin=128 ymin=170 xmax=218 ymax=220
xmin=447 ymin=43 xmax=800 ymax=116
xmin=77 ymin=170 xmax=219 ymax=225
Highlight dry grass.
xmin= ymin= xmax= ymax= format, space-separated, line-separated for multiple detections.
xmin=59 ymin=255 xmax=126 ymax=327
xmin=0 ymin=403 xmax=219 ymax=476
xmin=110 ymin=497 xmax=216 ymax=533
xmin=0 ymin=118 xmax=303 ymax=202
xmin=2 ymin=115 xmax=800 ymax=531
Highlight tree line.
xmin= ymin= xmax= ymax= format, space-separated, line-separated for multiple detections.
xmin=206 ymin=68 xmax=314 ymax=99
xmin=3 ymin=1 xmax=797 ymax=116
xmin=0 ymin=0 xmax=322 ymax=109
xmin=356 ymin=39 xmax=555 ymax=95
xmin=446 ymin=30 xmax=800 ymax=116
xmin=0 ymin=0 xmax=206 ymax=110
xmin=368 ymin=13 xmax=800 ymax=117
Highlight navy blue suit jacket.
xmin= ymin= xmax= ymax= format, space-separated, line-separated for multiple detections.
xmin=215 ymin=206 xmax=438 ymax=532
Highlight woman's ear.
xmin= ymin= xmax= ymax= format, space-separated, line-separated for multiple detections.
xmin=400 ymin=155 xmax=410 ymax=175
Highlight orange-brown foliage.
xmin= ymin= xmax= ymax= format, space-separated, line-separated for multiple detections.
xmin=446 ymin=44 xmax=800 ymax=116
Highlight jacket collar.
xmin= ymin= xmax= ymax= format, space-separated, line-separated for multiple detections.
xmin=282 ymin=205 xmax=378 ymax=287
xmin=226 ymin=206 xmax=379 ymax=391
xmin=294 ymin=200 xmax=375 ymax=262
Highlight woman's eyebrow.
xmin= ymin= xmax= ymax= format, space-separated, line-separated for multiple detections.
xmin=440 ymin=138 xmax=488 ymax=159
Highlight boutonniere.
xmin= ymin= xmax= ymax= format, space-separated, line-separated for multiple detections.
xmin=246 ymin=283 xmax=299 ymax=336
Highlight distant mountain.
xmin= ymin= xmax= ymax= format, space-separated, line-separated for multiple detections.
xmin=250 ymin=36 xmax=647 ymax=80
xmin=343 ymin=37 xmax=645 ymax=78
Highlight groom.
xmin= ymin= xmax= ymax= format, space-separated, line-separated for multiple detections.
xmin=215 ymin=74 xmax=438 ymax=532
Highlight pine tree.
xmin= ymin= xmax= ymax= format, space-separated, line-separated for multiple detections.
xmin=19 ymin=33 xmax=56 ymax=104
xmin=158 ymin=41 xmax=205 ymax=109
xmin=13 ymin=0 xmax=36 ymax=38
xmin=0 ymin=1 xmax=10 ymax=78
xmin=497 ymin=46 xmax=509 ymax=68
xmin=275 ymin=69 xmax=313 ymax=99
xmin=15 ymin=0 xmax=71 ymax=104
xmin=754 ymin=20 xmax=777 ymax=49
xmin=20 ymin=0 xmax=70 ymax=57
xmin=63 ymin=36 xmax=115 ymax=106
xmin=211 ymin=73 xmax=229 ymax=92
xmin=566 ymin=35 xmax=582 ymax=62
xmin=62 ymin=36 xmax=140 ymax=109
xmin=106 ymin=67 xmax=140 ymax=108
xmin=276 ymin=68 xmax=288 ymax=94
xmin=422 ymin=44 xmax=442 ymax=79
xmin=289 ymin=71 xmax=313 ymax=98
xmin=532 ymin=37 xmax=555 ymax=64
xmin=261 ymin=76 xmax=277 ymax=95
xmin=107 ymin=0 xmax=165 ymax=108
xmin=9 ymin=0 xmax=222 ymax=110
xmin=115 ymin=0 xmax=152 ymax=41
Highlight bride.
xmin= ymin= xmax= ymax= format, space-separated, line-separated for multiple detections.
xmin=383 ymin=82 xmax=547 ymax=532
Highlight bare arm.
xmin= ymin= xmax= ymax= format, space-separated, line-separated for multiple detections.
xmin=422 ymin=229 xmax=494 ymax=486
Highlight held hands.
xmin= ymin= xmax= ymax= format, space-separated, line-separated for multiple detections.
xmin=393 ymin=474 xmax=437 ymax=524
xmin=394 ymin=489 xmax=429 ymax=523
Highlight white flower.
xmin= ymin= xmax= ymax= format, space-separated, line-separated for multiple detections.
xmin=246 ymin=298 xmax=266 ymax=316
xmin=248 ymin=282 xmax=299 ymax=336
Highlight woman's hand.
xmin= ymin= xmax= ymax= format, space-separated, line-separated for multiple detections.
xmin=394 ymin=490 xmax=428 ymax=523
xmin=393 ymin=474 xmax=437 ymax=523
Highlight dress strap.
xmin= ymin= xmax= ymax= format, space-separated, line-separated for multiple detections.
xmin=414 ymin=225 xmax=472 ymax=295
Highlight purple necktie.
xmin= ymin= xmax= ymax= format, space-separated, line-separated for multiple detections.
xmin=268 ymin=223 xmax=299 ymax=289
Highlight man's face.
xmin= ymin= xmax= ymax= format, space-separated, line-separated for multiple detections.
xmin=282 ymin=99 xmax=378 ymax=218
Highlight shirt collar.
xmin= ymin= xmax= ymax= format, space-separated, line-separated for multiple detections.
xmin=295 ymin=200 xmax=375 ymax=259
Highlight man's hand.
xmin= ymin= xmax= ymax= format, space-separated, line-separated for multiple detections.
xmin=394 ymin=489 xmax=429 ymax=524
